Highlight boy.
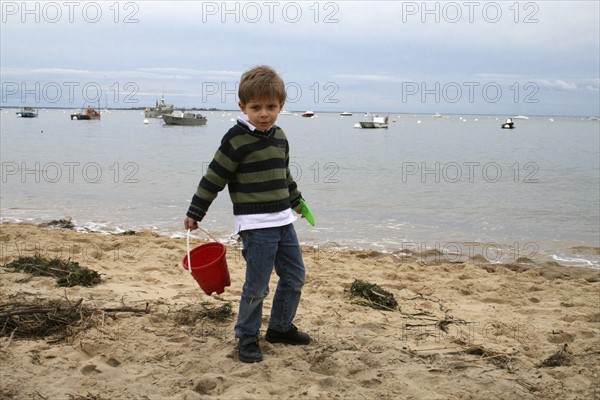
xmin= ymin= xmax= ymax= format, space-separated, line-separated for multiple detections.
xmin=184 ymin=65 xmax=311 ymax=363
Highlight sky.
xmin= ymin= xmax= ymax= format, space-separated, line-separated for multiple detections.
xmin=1 ymin=0 xmax=599 ymax=116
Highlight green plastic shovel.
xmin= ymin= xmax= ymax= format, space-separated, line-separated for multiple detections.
xmin=298 ymin=199 xmax=315 ymax=226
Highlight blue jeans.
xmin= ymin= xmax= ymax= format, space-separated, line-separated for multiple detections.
xmin=235 ymin=224 xmax=306 ymax=339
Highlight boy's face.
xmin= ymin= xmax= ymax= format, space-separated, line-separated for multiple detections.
xmin=238 ymin=98 xmax=284 ymax=132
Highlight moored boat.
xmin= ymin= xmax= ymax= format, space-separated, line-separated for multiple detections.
xmin=71 ymin=106 xmax=100 ymax=120
xmin=501 ymin=117 xmax=515 ymax=129
xmin=16 ymin=107 xmax=38 ymax=118
xmin=163 ymin=111 xmax=207 ymax=126
xmin=302 ymin=111 xmax=315 ymax=118
xmin=358 ymin=114 xmax=388 ymax=128
xmin=145 ymin=95 xmax=174 ymax=118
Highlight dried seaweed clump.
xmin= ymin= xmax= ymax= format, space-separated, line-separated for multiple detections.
xmin=537 ymin=344 xmax=573 ymax=368
xmin=68 ymin=393 xmax=110 ymax=400
xmin=2 ymin=255 xmax=101 ymax=287
xmin=0 ymin=298 xmax=95 ymax=340
xmin=350 ymin=279 xmax=398 ymax=311
xmin=175 ymin=302 xmax=234 ymax=325
xmin=464 ymin=345 xmax=514 ymax=370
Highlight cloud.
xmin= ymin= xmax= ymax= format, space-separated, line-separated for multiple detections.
xmin=1 ymin=1 xmax=598 ymax=115
xmin=333 ymin=74 xmax=410 ymax=83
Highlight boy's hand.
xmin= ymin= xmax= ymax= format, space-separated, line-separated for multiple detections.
xmin=184 ymin=217 xmax=199 ymax=231
xmin=294 ymin=204 xmax=303 ymax=217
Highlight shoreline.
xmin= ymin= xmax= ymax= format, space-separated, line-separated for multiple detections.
xmin=3 ymin=217 xmax=599 ymax=271
xmin=1 ymin=222 xmax=599 ymax=399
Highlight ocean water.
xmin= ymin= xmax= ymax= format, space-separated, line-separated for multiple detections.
xmin=1 ymin=109 xmax=599 ymax=268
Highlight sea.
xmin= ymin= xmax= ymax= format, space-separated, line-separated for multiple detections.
xmin=1 ymin=109 xmax=599 ymax=269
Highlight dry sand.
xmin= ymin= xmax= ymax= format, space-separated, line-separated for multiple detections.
xmin=0 ymin=222 xmax=599 ymax=399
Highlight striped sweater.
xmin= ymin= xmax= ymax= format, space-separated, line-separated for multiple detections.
xmin=186 ymin=121 xmax=303 ymax=222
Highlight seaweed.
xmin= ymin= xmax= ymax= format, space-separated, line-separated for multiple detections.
xmin=349 ymin=279 xmax=398 ymax=311
xmin=0 ymin=297 xmax=150 ymax=342
xmin=463 ymin=345 xmax=514 ymax=370
xmin=2 ymin=254 xmax=101 ymax=287
xmin=39 ymin=218 xmax=75 ymax=229
xmin=0 ymin=298 xmax=93 ymax=341
xmin=67 ymin=393 xmax=110 ymax=400
xmin=537 ymin=344 xmax=573 ymax=368
xmin=175 ymin=302 xmax=234 ymax=325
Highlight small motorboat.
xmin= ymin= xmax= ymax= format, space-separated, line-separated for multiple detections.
xmin=340 ymin=111 xmax=353 ymax=116
xmin=358 ymin=114 xmax=389 ymax=128
xmin=163 ymin=111 xmax=207 ymax=126
xmin=501 ymin=117 xmax=515 ymax=129
xmin=302 ymin=111 xmax=315 ymax=118
xmin=71 ymin=106 xmax=100 ymax=120
xmin=16 ymin=107 xmax=38 ymax=118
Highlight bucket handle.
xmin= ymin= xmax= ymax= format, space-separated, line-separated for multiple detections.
xmin=186 ymin=229 xmax=192 ymax=273
xmin=186 ymin=227 xmax=220 ymax=273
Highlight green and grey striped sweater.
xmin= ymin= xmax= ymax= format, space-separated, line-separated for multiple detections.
xmin=186 ymin=121 xmax=303 ymax=222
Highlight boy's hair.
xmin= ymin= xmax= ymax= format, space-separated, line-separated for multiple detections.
xmin=238 ymin=65 xmax=286 ymax=104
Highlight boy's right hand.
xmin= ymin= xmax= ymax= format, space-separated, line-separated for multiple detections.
xmin=184 ymin=217 xmax=199 ymax=231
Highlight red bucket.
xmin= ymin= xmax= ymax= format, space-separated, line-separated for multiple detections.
xmin=182 ymin=242 xmax=231 ymax=295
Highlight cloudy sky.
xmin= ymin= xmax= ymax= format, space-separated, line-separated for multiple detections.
xmin=1 ymin=1 xmax=599 ymax=115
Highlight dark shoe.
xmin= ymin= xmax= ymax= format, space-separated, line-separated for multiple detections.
xmin=265 ymin=324 xmax=311 ymax=345
xmin=238 ymin=336 xmax=262 ymax=363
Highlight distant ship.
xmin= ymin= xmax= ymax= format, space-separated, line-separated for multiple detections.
xmin=145 ymin=95 xmax=174 ymax=118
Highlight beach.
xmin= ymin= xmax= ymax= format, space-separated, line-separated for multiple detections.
xmin=0 ymin=222 xmax=598 ymax=399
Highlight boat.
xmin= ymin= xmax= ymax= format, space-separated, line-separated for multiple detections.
xmin=144 ymin=95 xmax=174 ymax=118
xmin=280 ymin=110 xmax=293 ymax=116
xmin=512 ymin=115 xmax=529 ymax=120
xmin=501 ymin=117 xmax=515 ymax=129
xmin=358 ymin=114 xmax=389 ymax=128
xmin=301 ymin=111 xmax=315 ymax=118
xmin=16 ymin=107 xmax=38 ymax=118
xmin=162 ymin=111 xmax=207 ymax=126
xmin=432 ymin=112 xmax=443 ymax=118
xmin=70 ymin=106 xmax=100 ymax=120
xmin=340 ymin=112 xmax=353 ymax=116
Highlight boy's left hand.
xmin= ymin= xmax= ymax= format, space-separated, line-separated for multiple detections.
xmin=294 ymin=205 xmax=303 ymax=217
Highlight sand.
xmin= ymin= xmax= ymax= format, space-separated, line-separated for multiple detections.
xmin=0 ymin=222 xmax=599 ymax=399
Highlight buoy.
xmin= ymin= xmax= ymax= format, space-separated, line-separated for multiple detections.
xmin=143 ymin=119 xmax=149 ymax=124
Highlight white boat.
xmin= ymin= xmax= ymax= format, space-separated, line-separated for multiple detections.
xmin=163 ymin=111 xmax=207 ymax=126
xmin=280 ymin=110 xmax=293 ymax=116
xmin=358 ymin=114 xmax=389 ymax=128
xmin=340 ymin=112 xmax=353 ymax=116
xmin=512 ymin=115 xmax=529 ymax=120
